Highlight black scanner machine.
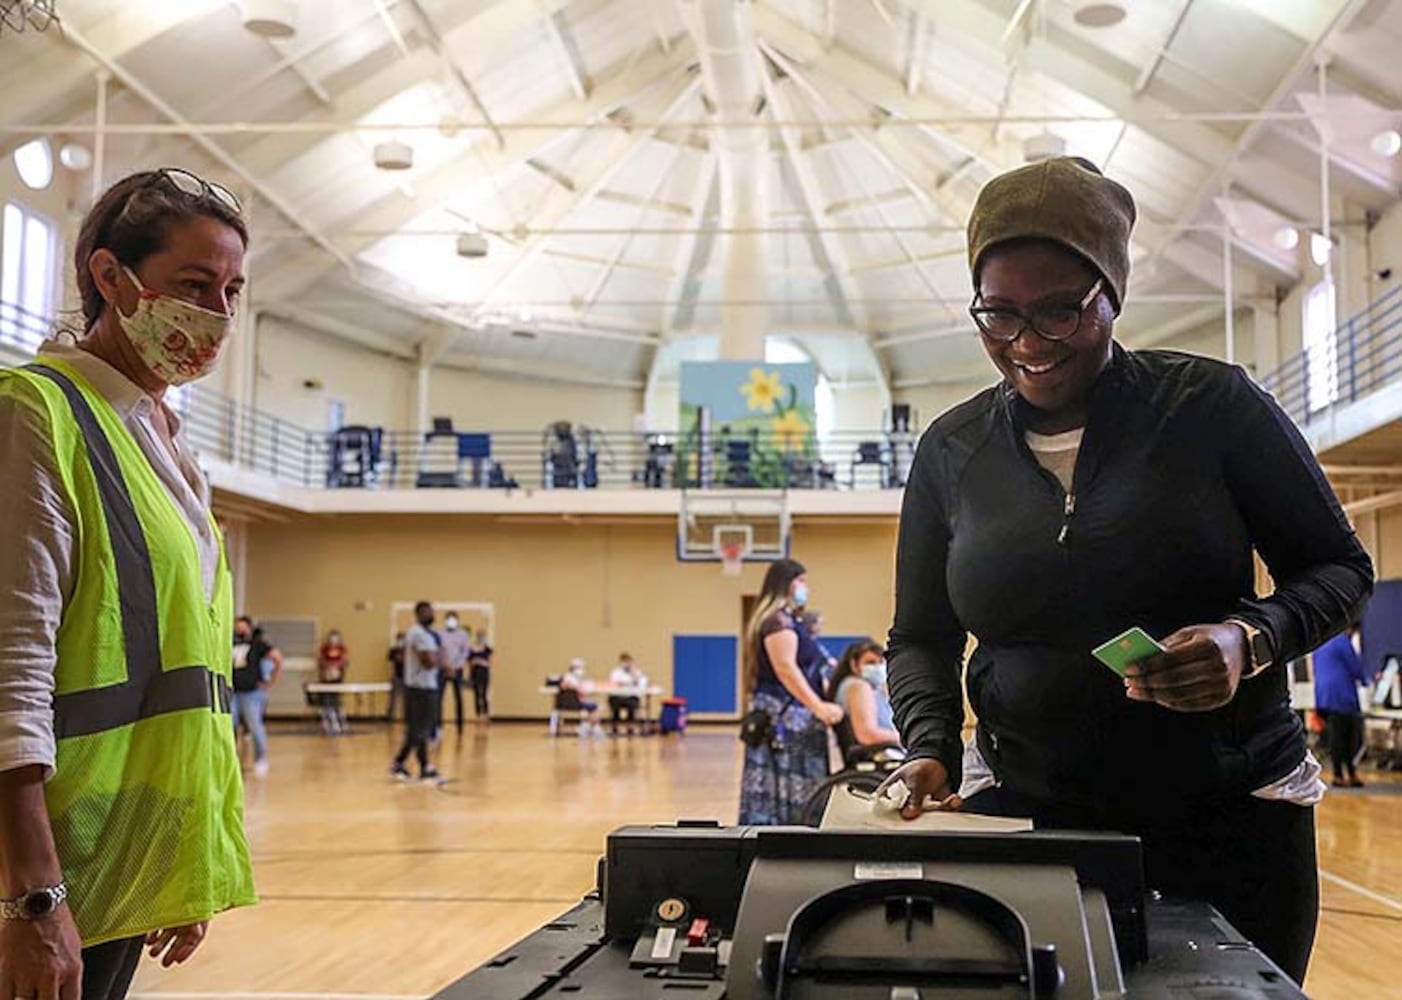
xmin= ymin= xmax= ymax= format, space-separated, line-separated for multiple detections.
xmin=437 ymin=821 xmax=1308 ymax=999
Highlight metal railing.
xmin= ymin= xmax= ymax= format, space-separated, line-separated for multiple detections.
xmin=1261 ymin=286 xmax=1402 ymax=425
xmin=307 ymin=425 xmax=917 ymax=492
xmin=1 ymin=303 xmax=916 ymax=492
xmin=0 ymin=299 xmax=54 ymax=357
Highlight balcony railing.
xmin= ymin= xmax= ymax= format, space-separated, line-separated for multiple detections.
xmin=1261 ymin=285 xmax=1402 ymax=425
xmin=1 ymin=302 xmax=917 ymax=492
xmin=0 ymin=299 xmax=54 ymax=358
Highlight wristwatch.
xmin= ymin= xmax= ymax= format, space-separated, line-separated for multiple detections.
xmin=1225 ymin=619 xmax=1273 ymax=678
xmin=0 ymin=882 xmax=67 ymax=920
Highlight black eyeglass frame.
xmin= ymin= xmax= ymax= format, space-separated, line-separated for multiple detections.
xmin=969 ymin=276 xmax=1105 ymax=343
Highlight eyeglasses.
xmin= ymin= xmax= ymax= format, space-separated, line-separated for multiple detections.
xmin=124 ymin=167 xmax=243 ymax=218
xmin=969 ymin=277 xmax=1104 ymax=343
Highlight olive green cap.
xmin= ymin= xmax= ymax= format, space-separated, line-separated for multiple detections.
xmin=967 ymin=156 xmax=1137 ymax=310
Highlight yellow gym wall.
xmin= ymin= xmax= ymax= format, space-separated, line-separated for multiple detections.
xmin=241 ymin=515 xmax=898 ymax=718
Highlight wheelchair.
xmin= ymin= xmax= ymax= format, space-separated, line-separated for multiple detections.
xmin=799 ymin=713 xmax=906 ymax=827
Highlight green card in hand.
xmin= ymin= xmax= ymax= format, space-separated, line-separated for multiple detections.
xmin=1092 ymin=627 xmax=1165 ymax=677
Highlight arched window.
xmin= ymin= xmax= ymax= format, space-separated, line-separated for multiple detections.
xmin=764 ymin=338 xmax=833 ymax=438
xmin=14 ymin=139 xmax=54 ymax=191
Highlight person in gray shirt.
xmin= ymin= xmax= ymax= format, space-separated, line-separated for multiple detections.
xmin=391 ymin=601 xmax=444 ymax=782
xmin=438 ymin=613 xmax=471 ymax=733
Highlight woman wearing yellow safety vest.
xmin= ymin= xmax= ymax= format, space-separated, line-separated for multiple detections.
xmin=0 ymin=169 xmax=257 ymax=1000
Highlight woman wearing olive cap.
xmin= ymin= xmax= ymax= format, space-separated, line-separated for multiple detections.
xmin=881 ymin=156 xmax=1372 ymax=982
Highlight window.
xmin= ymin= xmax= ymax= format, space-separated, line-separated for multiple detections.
xmin=1 ymin=201 xmax=58 ymax=350
xmin=1303 ymin=278 xmax=1337 ymax=413
xmin=764 ymin=338 xmax=834 ymax=438
xmin=13 ymin=139 xmax=54 ymax=191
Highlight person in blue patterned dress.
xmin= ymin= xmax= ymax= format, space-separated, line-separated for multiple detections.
xmin=738 ymin=559 xmax=845 ymax=824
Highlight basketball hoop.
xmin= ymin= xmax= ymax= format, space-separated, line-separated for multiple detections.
xmin=715 ymin=523 xmax=752 ymax=578
xmin=720 ymin=541 xmax=745 ymax=577
xmin=0 ymin=0 xmax=57 ymax=33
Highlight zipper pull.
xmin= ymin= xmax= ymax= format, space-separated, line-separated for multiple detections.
xmin=1057 ymin=493 xmax=1076 ymax=545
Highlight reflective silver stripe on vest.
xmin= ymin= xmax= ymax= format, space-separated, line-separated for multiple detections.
xmin=26 ymin=365 xmax=230 ymax=739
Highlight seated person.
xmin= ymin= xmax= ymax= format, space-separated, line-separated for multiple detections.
xmin=826 ymin=640 xmax=902 ymax=763
xmin=561 ymin=657 xmax=604 ymax=737
xmin=608 ymin=653 xmax=647 ymax=736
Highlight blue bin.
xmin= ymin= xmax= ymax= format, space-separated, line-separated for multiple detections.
xmin=659 ymin=698 xmax=688 ymax=735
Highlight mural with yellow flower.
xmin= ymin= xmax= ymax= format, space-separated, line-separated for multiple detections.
xmin=741 ymin=368 xmax=784 ymax=413
xmin=678 ymin=361 xmax=818 ymax=487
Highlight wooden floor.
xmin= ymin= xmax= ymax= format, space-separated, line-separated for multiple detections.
xmin=129 ymin=721 xmax=1402 ymax=1000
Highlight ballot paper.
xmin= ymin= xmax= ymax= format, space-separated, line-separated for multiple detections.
xmin=820 ymin=781 xmax=1033 ymax=833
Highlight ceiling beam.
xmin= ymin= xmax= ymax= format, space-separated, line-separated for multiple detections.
xmin=663 ymin=153 xmax=719 ymax=337
xmin=0 ymin=2 xmax=227 ymax=145
xmin=761 ymin=62 xmax=869 ymax=333
xmin=1143 ymin=0 xmax=1369 ymax=279
xmin=904 ymin=7 xmax=927 ymax=97
xmin=251 ymin=44 xmax=698 ymax=302
xmin=420 ymin=73 xmax=703 ymax=364
xmin=402 ymin=0 xmax=504 ymax=148
xmin=540 ymin=0 xmax=591 ymax=99
xmin=581 ymin=136 xmax=690 ymax=316
xmin=1273 ymin=122 xmax=1401 ymax=199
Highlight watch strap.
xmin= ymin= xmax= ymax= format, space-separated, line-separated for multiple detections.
xmin=1225 ymin=618 xmax=1272 ymax=678
xmin=0 ymin=882 xmax=67 ymax=920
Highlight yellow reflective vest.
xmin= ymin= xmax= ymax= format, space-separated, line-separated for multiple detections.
xmin=0 ymin=357 xmax=255 ymax=946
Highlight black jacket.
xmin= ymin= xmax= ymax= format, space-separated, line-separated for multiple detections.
xmin=887 ymin=346 xmax=1373 ymax=818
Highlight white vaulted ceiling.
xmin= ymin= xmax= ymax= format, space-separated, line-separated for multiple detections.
xmin=3 ymin=0 xmax=1400 ymax=390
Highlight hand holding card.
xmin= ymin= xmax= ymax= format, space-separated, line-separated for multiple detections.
xmin=1092 ymin=627 xmax=1165 ymax=677
xmin=1122 ymin=624 xmax=1248 ymax=713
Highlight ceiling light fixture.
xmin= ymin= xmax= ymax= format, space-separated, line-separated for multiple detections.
xmin=373 ymin=141 xmax=414 ymax=171
xmin=1310 ymin=232 xmax=1332 ymax=267
xmin=1272 ymin=226 xmax=1300 ymax=251
xmin=456 ymin=232 xmax=488 ymax=258
xmin=1073 ymin=2 xmax=1127 ymax=28
xmin=58 ymin=142 xmax=92 ymax=171
xmin=1371 ymin=129 xmax=1402 ymax=158
xmin=241 ymin=0 xmax=297 ymax=38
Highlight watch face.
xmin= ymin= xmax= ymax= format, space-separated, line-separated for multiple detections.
xmin=23 ymin=891 xmax=55 ymax=918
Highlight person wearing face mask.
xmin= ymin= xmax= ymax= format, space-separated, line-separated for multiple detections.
xmin=826 ymin=640 xmax=901 ymax=764
xmin=560 ymin=659 xmax=604 ymax=737
xmin=0 ymin=168 xmax=256 ymax=1000
xmin=232 ymin=616 xmax=282 ymax=771
xmin=316 ymin=629 xmax=350 ymax=736
xmin=738 ymin=559 xmax=844 ymax=825
xmin=880 ymin=157 xmax=1372 ymax=984
xmin=437 ymin=614 xmax=470 ymax=734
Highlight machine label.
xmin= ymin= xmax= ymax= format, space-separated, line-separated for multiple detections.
xmin=650 ymin=926 xmax=677 ymax=960
xmin=853 ymin=862 xmax=923 ymax=880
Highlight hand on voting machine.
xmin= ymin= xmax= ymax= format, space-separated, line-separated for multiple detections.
xmin=820 ymin=779 xmax=1033 ymax=833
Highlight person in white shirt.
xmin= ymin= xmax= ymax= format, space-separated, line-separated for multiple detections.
xmin=437 ymin=614 xmax=470 ymax=733
xmin=607 ymin=654 xmax=648 ymax=737
xmin=560 ymin=658 xmax=604 ymax=737
xmin=0 ymin=168 xmax=253 ymax=1000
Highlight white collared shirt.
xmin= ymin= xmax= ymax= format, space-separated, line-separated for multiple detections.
xmin=0 ymin=338 xmax=219 ymax=776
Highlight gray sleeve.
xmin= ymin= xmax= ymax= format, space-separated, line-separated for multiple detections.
xmin=0 ymin=391 xmax=75 ymax=778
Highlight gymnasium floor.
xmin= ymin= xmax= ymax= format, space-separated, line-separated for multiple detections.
xmin=130 ymin=722 xmax=1402 ymax=1000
